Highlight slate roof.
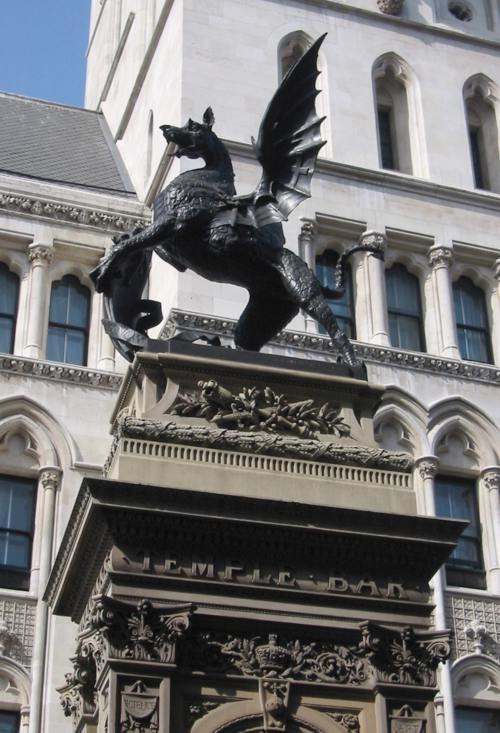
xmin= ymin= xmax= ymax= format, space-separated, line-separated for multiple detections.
xmin=0 ymin=93 xmax=136 ymax=197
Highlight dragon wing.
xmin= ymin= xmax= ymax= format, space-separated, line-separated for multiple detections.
xmin=250 ymin=33 xmax=327 ymax=225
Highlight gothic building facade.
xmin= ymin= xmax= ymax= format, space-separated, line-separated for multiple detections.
xmin=0 ymin=1 xmax=499 ymax=732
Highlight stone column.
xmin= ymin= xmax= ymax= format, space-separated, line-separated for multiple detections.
xmin=20 ymin=706 xmax=30 ymax=733
xmin=415 ymin=457 xmax=456 ymax=733
xmin=298 ymin=219 xmax=317 ymax=333
xmin=97 ymin=294 xmax=116 ymax=371
xmin=361 ymin=231 xmax=390 ymax=346
xmin=29 ymin=467 xmax=61 ymax=733
xmin=428 ymin=246 xmax=460 ymax=359
xmin=481 ymin=467 xmax=500 ymax=594
xmin=492 ymin=260 xmax=500 ymax=365
xmin=24 ymin=244 xmax=53 ymax=360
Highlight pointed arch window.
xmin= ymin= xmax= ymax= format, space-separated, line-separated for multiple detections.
xmin=0 ymin=264 xmax=19 ymax=354
xmin=386 ymin=264 xmax=425 ymax=351
xmin=316 ymin=251 xmax=355 ymax=338
xmin=278 ymin=32 xmax=312 ymax=81
xmin=0 ymin=474 xmax=36 ymax=591
xmin=373 ymin=56 xmax=415 ymax=175
xmin=464 ymin=77 xmax=500 ymax=192
xmin=47 ymin=275 xmax=90 ymax=365
xmin=453 ymin=276 xmax=492 ymax=364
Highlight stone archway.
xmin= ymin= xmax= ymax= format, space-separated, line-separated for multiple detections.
xmin=191 ymin=700 xmax=346 ymax=733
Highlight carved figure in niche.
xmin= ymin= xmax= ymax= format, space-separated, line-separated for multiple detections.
xmin=91 ymin=35 xmax=383 ymax=369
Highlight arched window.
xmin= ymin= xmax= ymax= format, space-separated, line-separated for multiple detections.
xmin=47 ymin=275 xmax=90 ymax=366
xmin=0 ymin=264 xmax=19 ymax=354
xmin=453 ymin=276 xmax=492 ymax=364
xmin=386 ymin=264 xmax=424 ymax=351
xmin=316 ymin=251 xmax=355 ymax=338
xmin=373 ymin=55 xmax=418 ymax=175
xmin=464 ymin=76 xmax=500 ymax=192
xmin=0 ymin=474 xmax=37 ymax=591
xmin=278 ymin=32 xmax=312 ymax=81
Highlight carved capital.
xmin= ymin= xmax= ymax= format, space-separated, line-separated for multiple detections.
xmin=28 ymin=243 xmax=53 ymax=265
xmin=299 ymin=218 xmax=316 ymax=243
xmin=377 ymin=0 xmax=404 ymax=15
xmin=415 ymin=457 xmax=439 ymax=480
xmin=481 ymin=467 xmax=500 ymax=492
xmin=39 ymin=467 xmax=61 ymax=491
xmin=359 ymin=230 xmax=387 ymax=254
xmin=428 ymin=246 xmax=453 ymax=269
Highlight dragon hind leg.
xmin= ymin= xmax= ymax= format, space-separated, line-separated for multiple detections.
xmin=235 ymin=295 xmax=299 ymax=351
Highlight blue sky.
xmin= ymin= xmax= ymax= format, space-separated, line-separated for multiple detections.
xmin=0 ymin=1 xmax=90 ymax=107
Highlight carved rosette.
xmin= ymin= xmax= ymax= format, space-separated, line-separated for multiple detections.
xmin=28 ymin=243 xmax=53 ymax=266
xmin=428 ymin=246 xmax=453 ymax=270
xmin=377 ymin=0 xmax=404 ymax=14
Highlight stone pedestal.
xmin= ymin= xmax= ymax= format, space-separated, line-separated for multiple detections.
xmin=46 ymin=345 xmax=465 ymax=733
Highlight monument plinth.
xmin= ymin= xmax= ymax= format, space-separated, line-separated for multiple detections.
xmin=46 ymin=347 xmax=465 ymax=733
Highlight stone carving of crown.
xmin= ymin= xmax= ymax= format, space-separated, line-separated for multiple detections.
xmin=255 ymin=634 xmax=291 ymax=674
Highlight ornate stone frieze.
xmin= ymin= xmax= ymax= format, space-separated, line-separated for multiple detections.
xmin=182 ymin=631 xmax=370 ymax=685
xmin=28 ymin=243 xmax=53 ymax=265
xmin=114 ymin=415 xmax=413 ymax=472
xmin=0 ymin=191 xmax=149 ymax=232
xmin=0 ymin=599 xmax=36 ymax=668
xmin=120 ymin=680 xmax=159 ymax=732
xmin=389 ymin=705 xmax=425 ymax=733
xmin=58 ymin=639 xmax=98 ymax=724
xmin=260 ymin=679 xmax=290 ymax=731
xmin=172 ymin=380 xmax=351 ymax=439
xmin=161 ymin=310 xmax=500 ymax=384
xmin=182 ymin=623 xmax=450 ymax=688
xmin=186 ymin=701 xmax=223 ymax=729
xmin=445 ymin=592 xmax=500 ymax=661
xmin=0 ymin=354 xmax=122 ymax=390
xmin=377 ymin=0 xmax=404 ymax=15
xmin=329 ymin=713 xmax=360 ymax=733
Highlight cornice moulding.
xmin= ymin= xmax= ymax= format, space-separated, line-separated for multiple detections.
xmin=226 ymin=140 xmax=500 ymax=215
xmin=161 ymin=309 xmax=500 ymax=385
xmin=0 ymin=355 xmax=123 ymax=390
xmin=0 ymin=189 xmax=150 ymax=233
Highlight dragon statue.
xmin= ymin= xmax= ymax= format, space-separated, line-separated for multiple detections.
xmin=91 ymin=35 xmax=382 ymax=369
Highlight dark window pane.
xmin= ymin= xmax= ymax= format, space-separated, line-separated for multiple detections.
xmin=434 ymin=476 xmax=483 ymax=572
xmin=0 ymin=711 xmax=19 ymax=733
xmin=0 ymin=475 xmax=36 ymax=576
xmin=0 ymin=531 xmax=31 ymax=569
xmin=456 ymin=707 xmax=500 ymax=733
xmin=469 ymin=127 xmax=486 ymax=189
xmin=378 ymin=107 xmax=395 ymax=170
xmin=386 ymin=265 xmax=424 ymax=351
xmin=453 ymin=278 xmax=491 ymax=363
xmin=316 ymin=252 xmax=355 ymax=338
xmin=0 ymin=266 xmax=19 ymax=354
xmin=48 ymin=276 xmax=89 ymax=365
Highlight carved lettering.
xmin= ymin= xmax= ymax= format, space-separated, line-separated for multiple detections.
xmin=164 ymin=557 xmax=181 ymax=575
xmin=277 ymin=569 xmax=296 ymax=586
xmin=328 ymin=576 xmax=350 ymax=592
xmin=354 ymin=580 xmax=380 ymax=596
xmin=224 ymin=560 xmax=244 ymax=581
xmin=386 ymin=582 xmax=407 ymax=599
xmin=191 ymin=559 xmax=215 ymax=578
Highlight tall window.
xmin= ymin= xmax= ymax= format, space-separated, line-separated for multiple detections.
xmin=47 ymin=275 xmax=90 ymax=365
xmin=316 ymin=251 xmax=355 ymax=338
xmin=453 ymin=277 xmax=492 ymax=364
xmin=386 ymin=264 xmax=425 ymax=351
xmin=0 ymin=264 xmax=19 ymax=354
xmin=0 ymin=475 xmax=36 ymax=591
xmin=434 ymin=475 xmax=485 ymax=589
xmin=464 ymin=76 xmax=500 ymax=193
xmin=373 ymin=59 xmax=413 ymax=174
xmin=0 ymin=712 xmax=20 ymax=733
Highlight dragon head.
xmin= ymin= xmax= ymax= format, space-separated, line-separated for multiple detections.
xmin=160 ymin=107 xmax=218 ymax=161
